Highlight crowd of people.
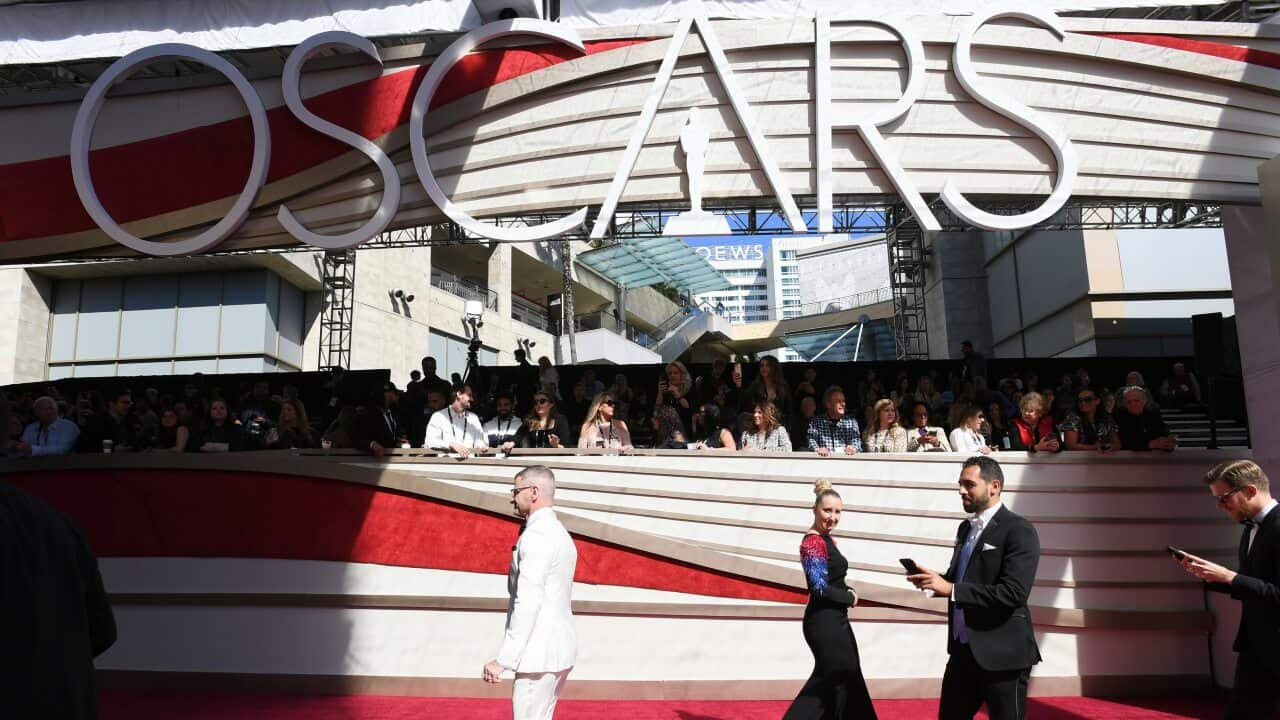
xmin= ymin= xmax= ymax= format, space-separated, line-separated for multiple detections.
xmin=0 ymin=344 xmax=1199 ymax=459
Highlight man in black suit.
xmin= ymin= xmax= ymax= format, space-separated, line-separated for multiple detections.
xmin=908 ymin=455 xmax=1041 ymax=720
xmin=1179 ymin=459 xmax=1280 ymax=719
xmin=0 ymin=478 xmax=116 ymax=719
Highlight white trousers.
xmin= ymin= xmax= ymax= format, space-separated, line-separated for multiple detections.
xmin=512 ymin=667 xmax=571 ymax=720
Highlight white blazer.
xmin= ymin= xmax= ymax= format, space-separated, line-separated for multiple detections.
xmin=497 ymin=507 xmax=578 ymax=673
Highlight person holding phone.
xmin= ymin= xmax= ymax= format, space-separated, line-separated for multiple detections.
xmin=1178 ymin=460 xmax=1280 ymax=718
xmin=906 ymin=456 xmax=1041 ymax=720
xmin=1008 ymin=393 xmax=1059 ymax=454
xmin=906 ymin=402 xmax=951 ymax=453
xmin=783 ymin=479 xmax=877 ymax=719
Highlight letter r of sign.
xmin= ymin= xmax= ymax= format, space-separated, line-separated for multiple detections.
xmin=815 ymin=10 xmax=1076 ymax=234
xmin=815 ymin=15 xmax=936 ymax=235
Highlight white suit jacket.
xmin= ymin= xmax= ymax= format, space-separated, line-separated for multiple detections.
xmin=496 ymin=507 xmax=578 ymax=673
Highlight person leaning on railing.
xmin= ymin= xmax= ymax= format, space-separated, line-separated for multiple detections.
xmin=1115 ymin=385 xmax=1177 ymax=452
xmin=266 ymin=398 xmax=318 ymax=450
xmin=906 ymin=401 xmax=952 ymax=453
xmin=577 ymin=392 xmax=633 ymax=451
xmin=949 ymin=403 xmax=993 ymax=455
xmin=515 ymin=392 xmax=571 ymax=449
xmin=1009 ymin=392 xmax=1060 ymax=453
xmin=740 ymin=400 xmax=791 ymax=453
xmin=863 ymin=398 xmax=908 ymax=453
xmin=806 ymin=386 xmax=861 ymax=456
xmin=1060 ymin=388 xmax=1120 ymax=453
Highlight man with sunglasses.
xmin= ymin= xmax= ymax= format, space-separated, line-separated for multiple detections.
xmin=483 ymin=466 xmax=578 ymax=720
xmin=1179 ymin=460 xmax=1280 ymax=719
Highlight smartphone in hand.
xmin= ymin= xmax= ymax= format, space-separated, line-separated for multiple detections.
xmin=899 ymin=558 xmax=922 ymax=575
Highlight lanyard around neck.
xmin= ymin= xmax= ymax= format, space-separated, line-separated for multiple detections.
xmin=446 ymin=407 xmax=468 ymax=442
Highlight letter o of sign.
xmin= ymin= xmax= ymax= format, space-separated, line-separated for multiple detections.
xmin=70 ymin=44 xmax=272 ymax=256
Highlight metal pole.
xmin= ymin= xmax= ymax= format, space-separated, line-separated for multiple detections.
xmin=811 ymin=322 xmax=861 ymax=362
xmin=851 ymin=323 xmax=866 ymax=362
xmin=561 ymin=239 xmax=578 ymax=364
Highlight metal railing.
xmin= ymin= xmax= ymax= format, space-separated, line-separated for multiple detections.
xmin=511 ymin=294 xmax=549 ymax=331
xmin=573 ymin=311 xmax=654 ymax=347
xmin=430 ymin=268 xmax=498 ymax=312
xmin=706 ymin=286 xmax=893 ymax=323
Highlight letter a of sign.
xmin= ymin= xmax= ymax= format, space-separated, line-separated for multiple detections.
xmin=589 ymin=15 xmax=806 ymax=240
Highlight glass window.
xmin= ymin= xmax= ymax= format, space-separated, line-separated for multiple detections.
xmin=75 ymin=278 xmax=122 ymax=360
xmin=73 ymin=361 xmax=117 ymax=378
xmin=176 ymin=274 xmax=222 ymax=357
xmin=220 ymin=271 xmax=268 ymax=355
xmin=120 ymin=275 xmax=178 ymax=359
xmin=277 ymin=280 xmax=305 ymax=368
xmin=117 ymin=360 xmax=175 ymax=377
xmin=49 ymin=280 xmax=80 ymax=363
xmin=174 ymin=359 xmax=218 ymax=375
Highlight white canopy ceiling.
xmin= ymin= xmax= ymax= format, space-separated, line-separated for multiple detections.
xmin=558 ymin=0 xmax=1231 ymax=26
xmin=0 ymin=0 xmax=485 ymax=66
xmin=0 ymin=0 xmax=1236 ymax=66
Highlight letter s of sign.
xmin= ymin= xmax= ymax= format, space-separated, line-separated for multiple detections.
xmin=278 ymin=32 xmax=400 ymax=250
xmin=942 ymin=8 xmax=1078 ymax=231
xmin=410 ymin=19 xmax=588 ymax=242
xmin=70 ymin=44 xmax=271 ymax=256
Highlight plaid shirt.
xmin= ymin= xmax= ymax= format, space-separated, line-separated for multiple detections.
xmin=807 ymin=414 xmax=862 ymax=453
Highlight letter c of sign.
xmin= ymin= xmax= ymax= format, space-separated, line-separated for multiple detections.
xmin=70 ymin=44 xmax=271 ymax=256
xmin=409 ymin=19 xmax=589 ymax=242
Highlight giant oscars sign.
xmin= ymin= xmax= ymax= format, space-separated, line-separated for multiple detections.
xmin=69 ymin=8 xmax=1076 ymax=257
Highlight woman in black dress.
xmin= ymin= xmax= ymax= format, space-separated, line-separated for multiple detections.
xmin=783 ymin=479 xmax=877 ymax=720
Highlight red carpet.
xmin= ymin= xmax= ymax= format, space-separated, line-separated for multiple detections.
xmin=101 ymin=691 xmax=1222 ymax=719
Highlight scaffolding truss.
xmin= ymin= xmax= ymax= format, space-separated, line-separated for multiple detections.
xmin=887 ymin=207 xmax=930 ymax=360
xmin=318 ymin=249 xmax=356 ymax=371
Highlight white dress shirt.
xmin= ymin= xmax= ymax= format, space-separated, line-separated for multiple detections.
xmin=1248 ymin=499 xmax=1278 ymax=553
xmin=425 ymin=406 xmax=487 ymax=449
xmin=953 ymin=501 xmax=1004 ymax=601
xmin=20 ymin=417 xmax=80 ymax=456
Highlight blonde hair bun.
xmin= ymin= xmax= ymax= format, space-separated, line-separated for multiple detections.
xmin=813 ymin=479 xmax=834 ymax=497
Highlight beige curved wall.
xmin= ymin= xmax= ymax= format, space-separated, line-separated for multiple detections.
xmin=3 ymin=449 xmax=1243 ymax=698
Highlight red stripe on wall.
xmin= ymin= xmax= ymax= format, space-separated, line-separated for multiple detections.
xmin=1093 ymin=33 xmax=1280 ymax=71
xmin=0 ymin=39 xmax=644 ymax=243
xmin=8 ymin=469 xmax=807 ymax=605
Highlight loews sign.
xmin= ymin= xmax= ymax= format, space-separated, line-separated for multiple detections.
xmin=70 ymin=9 xmax=1076 ymax=257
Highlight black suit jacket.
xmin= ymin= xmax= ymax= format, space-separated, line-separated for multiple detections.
xmin=943 ymin=504 xmax=1042 ymax=672
xmin=0 ymin=481 xmax=116 ymax=719
xmin=1211 ymin=504 xmax=1280 ymax=674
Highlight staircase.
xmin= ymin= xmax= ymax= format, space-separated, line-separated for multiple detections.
xmin=1161 ymin=406 xmax=1250 ymax=449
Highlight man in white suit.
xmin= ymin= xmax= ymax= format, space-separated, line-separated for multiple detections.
xmin=483 ymin=465 xmax=578 ymax=720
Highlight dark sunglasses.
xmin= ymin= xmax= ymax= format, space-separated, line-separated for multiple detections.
xmin=1078 ymin=395 xmax=1098 ymax=403
xmin=601 ymin=399 xmax=616 ymax=406
xmin=534 ymin=398 xmax=551 ymax=405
